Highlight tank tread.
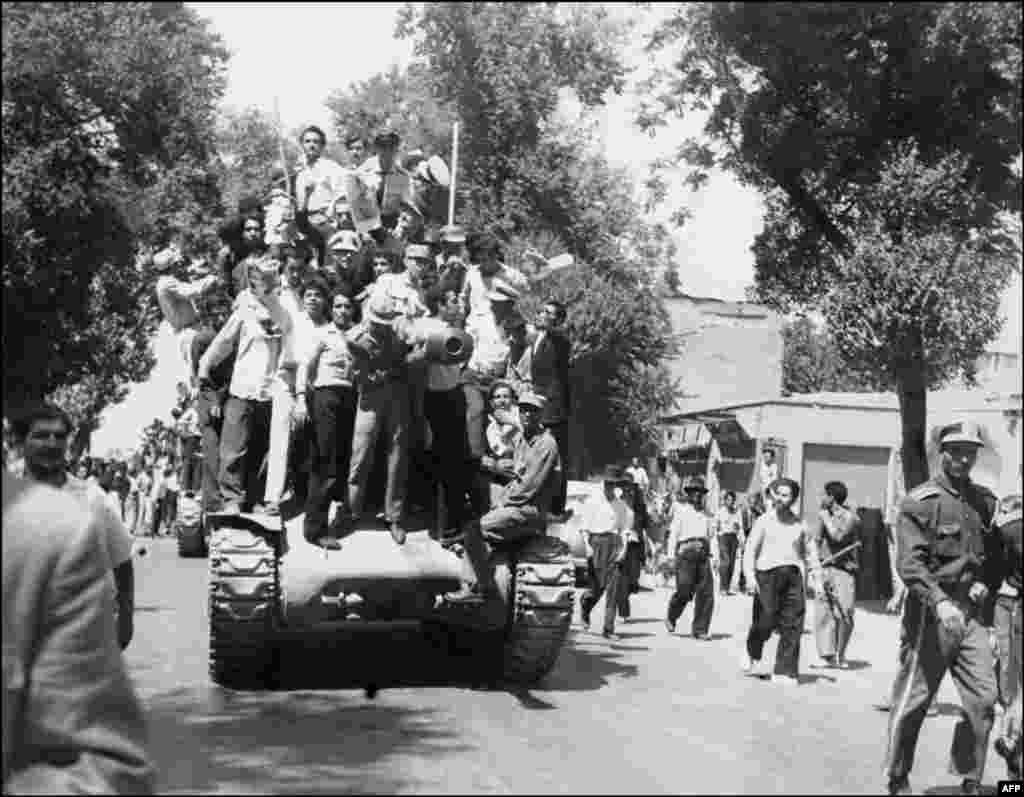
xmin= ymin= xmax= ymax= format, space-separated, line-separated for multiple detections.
xmin=208 ymin=527 xmax=280 ymax=690
xmin=501 ymin=537 xmax=574 ymax=685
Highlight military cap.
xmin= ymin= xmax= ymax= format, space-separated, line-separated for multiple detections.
xmin=404 ymin=243 xmax=433 ymax=261
xmin=373 ymin=127 xmax=401 ymax=147
xmin=517 ymin=392 xmax=547 ymax=411
xmin=939 ymin=420 xmax=985 ymax=448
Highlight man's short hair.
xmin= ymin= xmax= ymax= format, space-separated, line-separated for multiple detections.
xmin=724 ymin=490 xmax=737 ymax=502
xmin=763 ymin=448 xmax=775 ymax=458
xmin=770 ymin=477 xmax=800 ymax=501
xmin=545 ymin=298 xmax=567 ymax=323
xmin=11 ymin=402 xmax=73 ymax=441
xmin=424 ymin=281 xmax=459 ymax=316
xmin=824 ymin=481 xmax=848 ymax=505
xmin=488 ymin=379 xmax=518 ymax=404
xmin=302 ymin=274 xmax=331 ymax=302
xmin=301 ymin=125 xmax=327 ymax=146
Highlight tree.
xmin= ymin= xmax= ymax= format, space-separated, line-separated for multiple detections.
xmin=2 ymin=2 xmax=229 ymax=422
xmin=781 ymin=317 xmax=889 ymax=395
xmin=641 ymin=2 xmax=1021 ymax=488
xmin=215 ymin=106 xmax=293 ymax=219
xmin=383 ymin=2 xmax=678 ymax=474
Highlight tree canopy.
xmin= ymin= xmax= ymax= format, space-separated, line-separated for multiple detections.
xmin=642 ymin=1 xmax=1022 ymax=487
xmin=2 ymin=2 xmax=229 ymax=428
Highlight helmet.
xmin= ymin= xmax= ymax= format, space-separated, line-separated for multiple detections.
xmin=682 ymin=475 xmax=707 ymax=493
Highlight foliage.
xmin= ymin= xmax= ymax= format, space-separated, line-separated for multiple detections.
xmin=215 ymin=106 xmax=292 ymax=217
xmin=641 ymin=2 xmax=1022 ymax=487
xmin=2 ymin=2 xmax=229 ymax=426
xmin=781 ymin=317 xmax=889 ymax=395
xmin=326 ymin=63 xmax=455 ymax=160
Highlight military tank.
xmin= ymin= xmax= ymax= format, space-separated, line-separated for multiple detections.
xmin=206 ymin=507 xmax=575 ymax=691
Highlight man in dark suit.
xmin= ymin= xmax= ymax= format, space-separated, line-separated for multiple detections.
xmin=529 ymin=299 xmax=572 ymax=518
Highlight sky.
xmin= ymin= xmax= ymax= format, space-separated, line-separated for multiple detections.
xmin=92 ymin=2 xmax=763 ymax=455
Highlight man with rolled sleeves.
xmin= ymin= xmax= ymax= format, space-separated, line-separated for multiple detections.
xmin=664 ymin=475 xmax=717 ymax=640
xmin=346 ymin=293 xmax=414 ymax=545
xmin=448 ymin=391 xmax=562 ymax=603
xmin=810 ymin=480 xmax=861 ymax=669
xmin=883 ymin=421 xmax=1000 ymax=796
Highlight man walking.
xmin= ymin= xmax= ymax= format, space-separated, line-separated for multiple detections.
xmin=811 ymin=480 xmax=861 ymax=669
xmin=579 ymin=465 xmax=635 ymax=641
xmin=883 ymin=421 xmax=1000 ymax=796
xmin=992 ymin=493 xmax=1022 ymax=779
xmin=665 ymin=476 xmax=717 ymax=640
xmin=714 ymin=490 xmax=746 ymax=596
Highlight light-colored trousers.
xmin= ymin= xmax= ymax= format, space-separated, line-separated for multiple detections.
xmin=814 ymin=566 xmax=856 ymax=660
xmin=264 ymin=379 xmax=295 ymax=506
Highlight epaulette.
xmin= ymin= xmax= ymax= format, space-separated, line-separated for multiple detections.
xmin=906 ymin=483 xmax=942 ymax=501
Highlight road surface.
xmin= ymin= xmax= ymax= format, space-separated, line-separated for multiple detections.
xmin=126 ymin=537 xmax=1009 ymax=794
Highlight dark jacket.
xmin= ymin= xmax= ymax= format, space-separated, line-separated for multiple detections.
xmin=529 ymin=330 xmax=571 ymax=425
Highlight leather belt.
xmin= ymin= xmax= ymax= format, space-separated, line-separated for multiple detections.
xmin=680 ymin=538 xmax=707 ymax=546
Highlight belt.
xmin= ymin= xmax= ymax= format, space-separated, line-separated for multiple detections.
xmin=680 ymin=538 xmax=707 ymax=546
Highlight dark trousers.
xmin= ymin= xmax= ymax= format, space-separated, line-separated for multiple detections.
xmin=884 ymin=598 xmax=997 ymax=783
xmin=667 ymin=541 xmax=714 ymax=636
xmin=547 ymin=421 xmax=569 ymax=514
xmin=180 ymin=436 xmax=202 ymax=494
xmin=580 ymin=535 xmax=625 ymax=633
xmin=218 ymin=396 xmax=272 ymax=509
xmin=164 ymin=490 xmax=178 ymax=531
xmin=717 ymin=534 xmax=739 ymax=593
xmin=198 ymin=396 xmax=223 ymax=512
xmin=424 ymin=387 xmax=470 ymax=533
xmin=149 ymin=495 xmax=166 ymax=536
xmin=618 ymin=541 xmax=645 ymax=618
xmin=746 ymin=565 xmax=805 ymax=678
xmin=304 ymin=385 xmax=357 ymax=542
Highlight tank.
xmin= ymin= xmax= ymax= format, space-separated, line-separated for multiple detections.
xmin=206 ymin=508 xmax=575 ymax=691
xmin=546 ymin=480 xmax=603 ymax=587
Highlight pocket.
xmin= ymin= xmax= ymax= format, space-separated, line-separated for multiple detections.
xmin=933 ymin=524 xmax=963 ymax=559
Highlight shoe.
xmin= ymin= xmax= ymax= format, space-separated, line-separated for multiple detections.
xmin=812 ymin=654 xmax=836 ymax=669
xmin=389 ymin=521 xmax=407 ymax=545
xmin=262 ymin=502 xmax=280 ymax=517
xmin=887 ymin=776 xmax=911 ymax=795
xmin=580 ymin=610 xmax=591 ymax=630
xmin=601 ymin=630 xmax=620 ymax=641
xmin=664 ymin=618 xmax=676 ymax=633
xmin=316 ymin=536 xmax=342 ymax=551
xmin=960 ymin=779 xmax=981 ymax=795
xmin=874 ymin=695 xmax=893 ymax=712
xmin=777 ymin=675 xmax=800 ymax=688
xmin=693 ymin=632 xmax=711 ymax=641
xmin=835 ymin=657 xmax=849 ymax=670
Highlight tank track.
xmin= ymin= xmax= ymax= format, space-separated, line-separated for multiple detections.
xmin=208 ymin=525 xmax=280 ymax=689
xmin=177 ymin=522 xmax=207 ymax=558
xmin=501 ymin=535 xmax=575 ymax=685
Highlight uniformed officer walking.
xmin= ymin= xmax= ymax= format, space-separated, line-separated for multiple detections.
xmin=883 ymin=421 xmax=1001 ymax=796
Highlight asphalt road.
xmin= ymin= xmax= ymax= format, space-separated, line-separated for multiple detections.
xmin=126 ymin=537 xmax=1009 ymax=795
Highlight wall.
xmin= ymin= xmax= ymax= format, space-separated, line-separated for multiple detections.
xmin=661 ymin=294 xmax=783 ymax=415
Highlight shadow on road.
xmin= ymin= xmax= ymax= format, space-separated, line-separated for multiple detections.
xmin=145 ymin=685 xmax=468 ymax=794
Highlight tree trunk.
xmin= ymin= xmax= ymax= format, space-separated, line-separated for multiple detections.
xmin=895 ymin=361 xmax=930 ymax=490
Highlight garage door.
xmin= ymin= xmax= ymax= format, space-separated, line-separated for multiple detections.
xmin=800 ymin=443 xmax=891 ymax=518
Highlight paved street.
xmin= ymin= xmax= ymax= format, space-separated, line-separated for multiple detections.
xmin=127 ymin=538 xmax=1007 ymax=795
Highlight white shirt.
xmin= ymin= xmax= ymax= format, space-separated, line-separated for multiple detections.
xmin=666 ymin=501 xmax=712 ymax=553
xmin=760 ymin=461 xmax=779 ymax=489
xmin=460 ymin=263 xmax=529 ymax=323
xmin=743 ymin=512 xmax=818 ymax=584
xmin=715 ymin=506 xmax=745 ymax=538
xmin=61 ymin=475 xmax=134 ymax=568
xmin=579 ymin=495 xmax=634 ymax=546
xmin=626 ymin=465 xmax=650 ymax=491
xmin=296 ymin=157 xmax=348 ymax=217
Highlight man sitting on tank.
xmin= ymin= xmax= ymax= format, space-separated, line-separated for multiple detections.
xmin=447 ymin=391 xmax=562 ymax=604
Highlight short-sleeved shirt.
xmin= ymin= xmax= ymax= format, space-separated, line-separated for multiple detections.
xmin=306 ymin=324 xmax=356 ymax=389
xmin=61 ymin=476 xmax=134 ymax=568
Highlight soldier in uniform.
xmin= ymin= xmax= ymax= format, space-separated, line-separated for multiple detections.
xmin=883 ymin=421 xmax=1001 ymax=796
